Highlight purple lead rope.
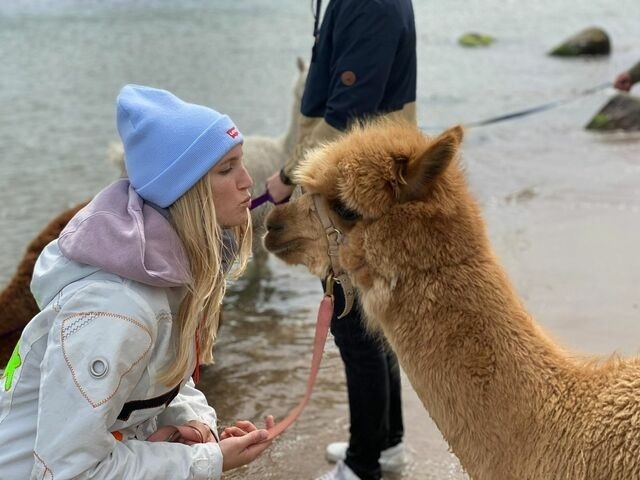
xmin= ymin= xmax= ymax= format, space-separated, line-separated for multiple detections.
xmin=250 ymin=191 xmax=291 ymax=210
xmin=250 ymin=191 xmax=273 ymax=210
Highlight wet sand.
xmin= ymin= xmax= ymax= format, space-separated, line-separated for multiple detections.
xmin=217 ymin=337 xmax=467 ymax=480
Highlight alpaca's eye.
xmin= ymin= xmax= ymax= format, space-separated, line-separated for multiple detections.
xmin=331 ymin=201 xmax=361 ymax=221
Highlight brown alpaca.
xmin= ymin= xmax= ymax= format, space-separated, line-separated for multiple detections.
xmin=263 ymin=119 xmax=640 ymax=479
xmin=0 ymin=204 xmax=85 ymax=365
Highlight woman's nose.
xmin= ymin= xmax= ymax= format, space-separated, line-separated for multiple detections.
xmin=239 ymin=165 xmax=253 ymax=189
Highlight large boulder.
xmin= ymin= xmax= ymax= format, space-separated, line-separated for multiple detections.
xmin=549 ymin=27 xmax=610 ymax=56
xmin=585 ymin=94 xmax=640 ymax=131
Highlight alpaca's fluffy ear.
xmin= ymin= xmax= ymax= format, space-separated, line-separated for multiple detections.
xmin=395 ymin=125 xmax=463 ymax=201
xmin=420 ymin=125 xmax=463 ymax=181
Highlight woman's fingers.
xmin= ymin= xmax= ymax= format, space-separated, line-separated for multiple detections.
xmin=242 ymin=429 xmax=273 ymax=456
xmin=264 ymin=415 xmax=275 ymax=429
xmin=234 ymin=420 xmax=257 ymax=431
xmin=221 ymin=429 xmax=271 ymax=471
xmin=222 ymin=426 xmax=249 ymax=437
xmin=221 ymin=415 xmax=275 ymax=440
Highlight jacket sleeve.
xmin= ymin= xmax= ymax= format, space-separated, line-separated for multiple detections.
xmin=324 ymin=0 xmax=405 ymax=130
xmin=31 ymin=282 xmax=222 ymax=480
xmin=156 ymin=379 xmax=219 ymax=438
xmin=282 ymin=1 xmax=405 ymax=177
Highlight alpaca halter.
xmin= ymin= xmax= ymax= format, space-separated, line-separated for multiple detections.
xmin=311 ymin=194 xmax=355 ymax=318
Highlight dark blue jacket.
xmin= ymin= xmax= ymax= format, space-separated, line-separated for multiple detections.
xmin=301 ymin=0 xmax=417 ymax=131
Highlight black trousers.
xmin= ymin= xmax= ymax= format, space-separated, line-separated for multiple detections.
xmin=328 ymin=281 xmax=404 ymax=480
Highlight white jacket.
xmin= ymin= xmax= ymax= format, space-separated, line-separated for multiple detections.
xmin=0 ymin=180 xmax=224 ymax=479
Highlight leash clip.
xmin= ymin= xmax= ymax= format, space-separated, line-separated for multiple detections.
xmin=324 ymin=273 xmax=335 ymax=297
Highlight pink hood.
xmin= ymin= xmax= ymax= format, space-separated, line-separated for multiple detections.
xmin=58 ymin=179 xmax=191 ymax=288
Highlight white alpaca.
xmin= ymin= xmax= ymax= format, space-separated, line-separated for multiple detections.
xmin=243 ymin=57 xmax=307 ymax=242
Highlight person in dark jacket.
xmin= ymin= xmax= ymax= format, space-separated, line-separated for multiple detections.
xmin=266 ymin=1 xmax=417 ymax=479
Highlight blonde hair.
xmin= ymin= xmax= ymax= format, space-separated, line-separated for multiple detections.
xmin=157 ymin=174 xmax=252 ymax=386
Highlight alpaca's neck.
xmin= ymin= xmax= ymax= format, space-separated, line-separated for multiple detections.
xmin=364 ymin=196 xmax=579 ymax=477
xmin=379 ymin=256 xmax=573 ymax=476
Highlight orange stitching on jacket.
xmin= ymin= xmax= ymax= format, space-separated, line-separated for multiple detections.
xmin=33 ymin=450 xmax=54 ymax=479
xmin=61 ymin=312 xmax=152 ymax=408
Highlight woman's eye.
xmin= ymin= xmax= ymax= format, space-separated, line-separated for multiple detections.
xmin=217 ymin=163 xmax=233 ymax=175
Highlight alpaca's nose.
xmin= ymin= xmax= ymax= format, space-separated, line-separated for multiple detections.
xmin=265 ymin=217 xmax=284 ymax=233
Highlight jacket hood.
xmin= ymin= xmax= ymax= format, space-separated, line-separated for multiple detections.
xmin=56 ymin=179 xmax=191 ymax=289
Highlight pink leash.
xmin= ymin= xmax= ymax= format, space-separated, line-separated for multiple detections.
xmin=250 ymin=189 xmax=331 ymax=439
xmin=266 ymin=294 xmax=334 ymax=439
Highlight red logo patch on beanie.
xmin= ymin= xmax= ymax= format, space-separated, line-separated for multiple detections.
xmin=226 ymin=126 xmax=239 ymax=139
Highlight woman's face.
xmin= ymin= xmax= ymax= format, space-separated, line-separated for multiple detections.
xmin=209 ymin=144 xmax=253 ymax=227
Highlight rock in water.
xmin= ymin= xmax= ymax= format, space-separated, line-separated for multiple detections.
xmin=458 ymin=32 xmax=495 ymax=47
xmin=585 ymin=94 xmax=640 ymax=131
xmin=549 ymin=27 xmax=610 ymax=56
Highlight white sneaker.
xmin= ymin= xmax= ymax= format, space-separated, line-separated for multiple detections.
xmin=315 ymin=461 xmax=361 ymax=480
xmin=325 ymin=441 xmax=407 ymax=473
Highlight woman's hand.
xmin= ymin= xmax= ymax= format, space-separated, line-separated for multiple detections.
xmin=179 ymin=420 xmax=216 ymax=444
xmin=614 ymin=71 xmax=632 ymax=92
xmin=147 ymin=420 xmax=215 ymax=445
xmin=266 ymin=171 xmax=295 ymax=204
xmin=219 ymin=416 xmax=275 ymax=471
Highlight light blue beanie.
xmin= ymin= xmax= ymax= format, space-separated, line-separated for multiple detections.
xmin=116 ymin=84 xmax=243 ymax=207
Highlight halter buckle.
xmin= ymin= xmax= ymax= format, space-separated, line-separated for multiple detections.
xmin=324 ymin=273 xmax=335 ymax=297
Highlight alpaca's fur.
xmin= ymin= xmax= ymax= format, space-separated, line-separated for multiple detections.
xmin=0 ymin=204 xmax=84 ymax=366
xmin=263 ymin=118 xmax=640 ymax=479
xmin=0 ymin=59 xmax=307 ymax=366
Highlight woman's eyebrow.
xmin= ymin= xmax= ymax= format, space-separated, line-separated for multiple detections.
xmin=221 ymin=155 xmax=241 ymax=165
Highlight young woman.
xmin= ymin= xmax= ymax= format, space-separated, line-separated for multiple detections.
xmin=0 ymin=84 xmax=273 ymax=479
